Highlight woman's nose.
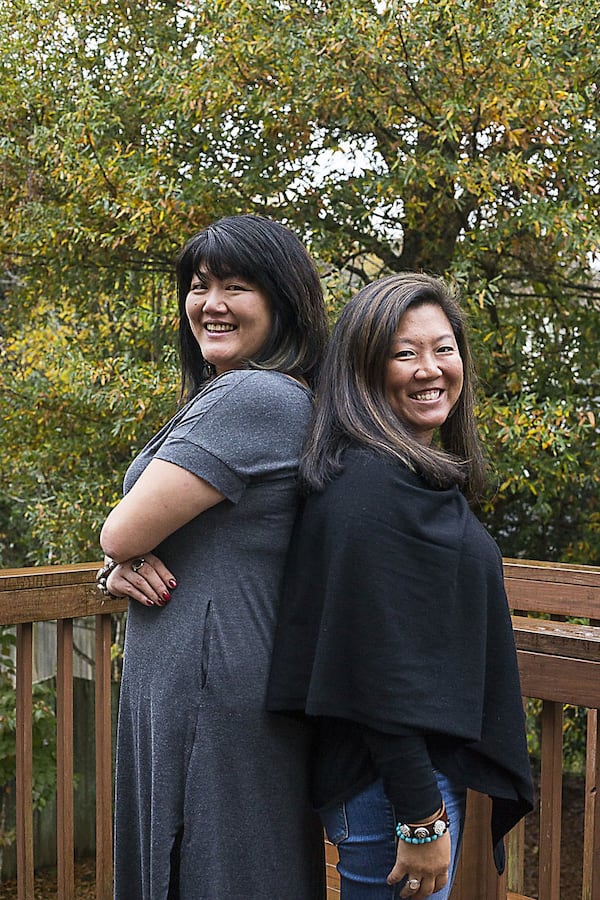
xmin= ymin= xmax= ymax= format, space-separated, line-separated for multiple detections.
xmin=415 ymin=355 xmax=441 ymax=378
xmin=202 ymin=287 xmax=227 ymax=312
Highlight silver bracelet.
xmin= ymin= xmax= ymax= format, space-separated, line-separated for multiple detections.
xmin=95 ymin=559 xmax=122 ymax=599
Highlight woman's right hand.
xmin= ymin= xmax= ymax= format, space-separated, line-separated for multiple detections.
xmin=106 ymin=552 xmax=177 ymax=608
xmin=387 ymin=830 xmax=450 ymax=899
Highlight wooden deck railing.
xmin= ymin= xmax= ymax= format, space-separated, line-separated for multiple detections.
xmin=450 ymin=560 xmax=600 ymax=900
xmin=1 ymin=559 xmax=599 ymax=900
xmin=0 ymin=563 xmax=127 ymax=900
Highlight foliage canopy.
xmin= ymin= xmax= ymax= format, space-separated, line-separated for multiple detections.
xmin=0 ymin=0 xmax=598 ymax=566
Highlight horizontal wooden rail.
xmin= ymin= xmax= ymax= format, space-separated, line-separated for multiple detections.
xmin=504 ymin=558 xmax=600 ymax=620
xmin=0 ymin=563 xmax=127 ymax=626
xmin=513 ymin=615 xmax=600 ymax=661
xmin=513 ymin=616 xmax=600 ymax=708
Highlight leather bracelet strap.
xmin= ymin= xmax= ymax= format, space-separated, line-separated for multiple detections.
xmin=396 ymin=801 xmax=449 ymax=844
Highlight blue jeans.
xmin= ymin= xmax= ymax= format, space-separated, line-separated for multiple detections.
xmin=320 ymin=773 xmax=466 ymax=900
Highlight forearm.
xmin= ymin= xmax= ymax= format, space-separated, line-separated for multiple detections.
xmin=362 ymin=725 xmax=442 ymax=823
xmin=100 ymin=458 xmax=224 ymax=560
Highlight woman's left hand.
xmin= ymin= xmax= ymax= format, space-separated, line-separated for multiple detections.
xmin=106 ymin=552 xmax=177 ymax=608
xmin=387 ymin=830 xmax=450 ymax=899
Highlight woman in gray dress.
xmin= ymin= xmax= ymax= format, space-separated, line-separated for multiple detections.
xmin=96 ymin=214 xmax=329 ymax=899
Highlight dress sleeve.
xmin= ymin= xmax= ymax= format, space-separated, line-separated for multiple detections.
xmin=154 ymin=371 xmax=312 ymax=502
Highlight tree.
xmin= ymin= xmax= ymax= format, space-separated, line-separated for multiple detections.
xmin=0 ymin=0 xmax=598 ymax=565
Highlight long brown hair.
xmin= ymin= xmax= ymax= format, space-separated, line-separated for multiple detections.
xmin=301 ymin=273 xmax=486 ymax=501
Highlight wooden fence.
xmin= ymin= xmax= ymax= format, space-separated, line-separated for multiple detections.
xmin=1 ymin=559 xmax=599 ymax=900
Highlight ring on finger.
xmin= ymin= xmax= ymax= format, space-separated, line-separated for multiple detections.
xmin=131 ymin=557 xmax=145 ymax=573
xmin=408 ymin=880 xmax=421 ymax=891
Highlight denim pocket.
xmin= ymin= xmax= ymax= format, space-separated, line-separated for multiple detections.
xmin=320 ymin=801 xmax=349 ymax=845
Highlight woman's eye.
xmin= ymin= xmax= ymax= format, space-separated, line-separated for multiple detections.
xmin=393 ymin=350 xmax=414 ymax=359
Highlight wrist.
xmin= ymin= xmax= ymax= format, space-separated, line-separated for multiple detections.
xmin=410 ymin=806 xmax=444 ymax=826
xmin=96 ymin=559 xmax=123 ymax=600
xmin=396 ymin=801 xmax=449 ymax=844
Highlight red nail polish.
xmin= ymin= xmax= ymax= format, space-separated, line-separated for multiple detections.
xmin=168 ymin=578 xmax=177 ymax=589
xmin=162 ymin=591 xmax=171 ymax=602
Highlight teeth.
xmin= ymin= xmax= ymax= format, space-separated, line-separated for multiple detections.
xmin=413 ymin=389 xmax=441 ymax=401
xmin=205 ymin=323 xmax=235 ymax=332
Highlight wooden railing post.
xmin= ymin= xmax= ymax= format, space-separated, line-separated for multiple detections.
xmin=95 ymin=612 xmax=114 ymax=900
xmin=538 ymin=701 xmax=563 ymax=899
xmin=505 ymin=820 xmax=525 ymax=895
xmin=450 ymin=792 xmax=505 ymax=900
xmin=583 ymin=707 xmax=600 ymax=900
xmin=56 ymin=618 xmax=75 ymax=899
xmin=15 ymin=622 xmax=34 ymax=900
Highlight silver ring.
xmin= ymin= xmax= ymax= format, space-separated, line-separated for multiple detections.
xmin=408 ymin=880 xmax=421 ymax=891
xmin=131 ymin=557 xmax=145 ymax=573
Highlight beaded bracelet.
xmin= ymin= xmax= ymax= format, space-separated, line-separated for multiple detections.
xmin=396 ymin=802 xmax=449 ymax=844
xmin=96 ymin=559 xmax=122 ymax=600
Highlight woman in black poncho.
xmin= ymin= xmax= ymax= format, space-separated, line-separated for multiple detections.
xmin=267 ymin=273 xmax=533 ymax=900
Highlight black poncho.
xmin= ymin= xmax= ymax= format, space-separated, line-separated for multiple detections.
xmin=267 ymin=446 xmax=533 ymax=872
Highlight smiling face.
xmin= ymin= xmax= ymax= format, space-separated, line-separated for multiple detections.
xmin=185 ymin=269 xmax=273 ymax=374
xmin=384 ymin=302 xmax=464 ymax=446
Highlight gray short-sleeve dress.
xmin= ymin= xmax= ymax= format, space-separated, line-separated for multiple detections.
xmin=113 ymin=370 xmax=325 ymax=900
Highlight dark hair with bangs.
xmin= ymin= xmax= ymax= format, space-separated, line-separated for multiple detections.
xmin=301 ymin=272 xmax=486 ymax=501
xmin=176 ymin=214 xmax=329 ymax=401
